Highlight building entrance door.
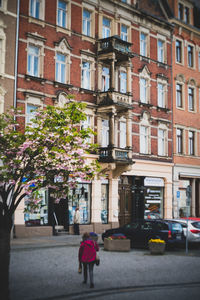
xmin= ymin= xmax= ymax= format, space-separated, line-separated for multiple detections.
xmin=53 ymin=198 xmax=69 ymax=230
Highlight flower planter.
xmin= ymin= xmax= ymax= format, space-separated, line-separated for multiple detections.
xmin=104 ymin=238 xmax=130 ymax=252
xmin=149 ymin=242 xmax=166 ymax=255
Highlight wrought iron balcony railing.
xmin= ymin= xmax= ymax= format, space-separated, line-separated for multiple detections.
xmin=97 ymin=91 xmax=132 ymax=109
xmin=98 ymin=35 xmax=133 ymax=57
xmin=99 ymin=147 xmax=132 ymax=164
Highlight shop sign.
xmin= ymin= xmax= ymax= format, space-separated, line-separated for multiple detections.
xmin=144 ymin=177 xmax=164 ymax=187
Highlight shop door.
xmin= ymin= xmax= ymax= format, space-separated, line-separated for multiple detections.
xmin=119 ymin=177 xmax=132 ymax=227
xmin=54 ymin=198 xmax=69 ymax=230
xmin=131 ymin=177 xmax=145 ymax=221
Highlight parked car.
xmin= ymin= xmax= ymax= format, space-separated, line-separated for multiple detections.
xmin=166 ymin=219 xmax=200 ymax=243
xmin=102 ymin=219 xmax=185 ymax=248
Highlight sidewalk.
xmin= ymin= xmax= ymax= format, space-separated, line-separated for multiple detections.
xmin=11 ymin=234 xmax=104 ymax=251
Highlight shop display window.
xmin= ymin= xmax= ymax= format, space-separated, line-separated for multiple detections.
xmin=101 ymin=183 xmax=108 ymax=224
xmin=24 ymin=189 xmax=48 ymax=226
xmin=144 ymin=186 xmax=164 ymax=219
xmin=68 ymin=183 xmax=91 ymax=225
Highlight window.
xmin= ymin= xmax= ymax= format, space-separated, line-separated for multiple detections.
xmin=101 ymin=183 xmax=108 ymax=224
xmin=26 ymin=104 xmax=38 ymax=126
xmin=121 ymin=24 xmax=128 ymax=41
xmin=83 ymin=9 xmax=91 ymax=36
xmin=158 ymin=83 xmax=165 ymax=108
xmin=140 ymin=33 xmax=147 ymax=57
xmin=119 ymin=121 xmax=126 ymax=148
xmin=81 ymin=115 xmax=92 ymax=143
xmin=188 ymin=87 xmax=194 ymax=111
xmin=188 ymin=131 xmax=194 ymax=155
xmin=120 ymin=71 xmax=127 ymax=93
xmin=27 ymin=45 xmax=39 ymax=77
xmin=30 ymin=0 xmax=41 ymax=19
xmin=178 ymin=3 xmax=183 ymax=20
xmin=101 ymin=119 xmax=109 ymax=147
xmin=103 ymin=17 xmax=111 ymax=38
xmin=102 ymin=67 xmax=110 ymax=91
xmin=0 ymin=39 xmax=3 ymax=73
xmin=0 ymin=0 xmax=2 ymax=8
xmin=177 ymin=128 xmax=183 ymax=154
xmin=57 ymin=1 xmax=67 ymax=28
xmin=184 ymin=7 xmax=189 ymax=23
xmin=176 ymin=84 xmax=182 ymax=108
xmin=140 ymin=78 xmax=147 ymax=103
xmin=176 ymin=40 xmax=182 ymax=63
xmin=188 ymin=45 xmax=194 ymax=68
xmin=81 ymin=61 xmax=91 ymax=90
xmin=56 ymin=53 xmax=66 ymax=83
xmin=140 ymin=125 xmax=149 ymax=154
xmin=198 ymin=52 xmax=200 ymax=71
xmin=158 ymin=129 xmax=166 ymax=156
xmin=158 ymin=40 xmax=164 ymax=63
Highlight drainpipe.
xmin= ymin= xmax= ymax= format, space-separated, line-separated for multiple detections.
xmin=14 ymin=0 xmax=20 ymax=110
xmin=171 ymin=27 xmax=174 ymax=219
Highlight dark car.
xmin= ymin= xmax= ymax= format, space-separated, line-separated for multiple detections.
xmin=102 ymin=219 xmax=185 ymax=248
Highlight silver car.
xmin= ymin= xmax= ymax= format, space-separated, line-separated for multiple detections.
xmin=167 ymin=219 xmax=200 ymax=243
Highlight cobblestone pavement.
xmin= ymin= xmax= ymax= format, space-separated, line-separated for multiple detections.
xmin=10 ymin=235 xmax=200 ymax=300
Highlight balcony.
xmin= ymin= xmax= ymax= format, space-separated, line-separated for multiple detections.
xmin=98 ymin=36 xmax=133 ymax=61
xmin=99 ymin=146 xmax=132 ymax=164
xmin=97 ymin=91 xmax=133 ymax=110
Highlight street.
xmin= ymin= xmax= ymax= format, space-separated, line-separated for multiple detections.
xmin=10 ymin=237 xmax=200 ymax=300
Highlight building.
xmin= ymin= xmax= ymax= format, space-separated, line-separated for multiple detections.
xmin=164 ymin=0 xmax=200 ymax=218
xmin=0 ymin=0 xmax=18 ymax=113
xmin=12 ymin=0 xmax=184 ymax=237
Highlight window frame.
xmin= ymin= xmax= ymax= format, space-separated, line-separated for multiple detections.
xmin=27 ymin=44 xmax=40 ymax=77
xmin=158 ymin=127 xmax=167 ymax=156
xmin=140 ymin=125 xmax=150 ymax=154
xmin=57 ymin=0 xmax=67 ymax=28
xmin=157 ymin=82 xmax=165 ymax=108
xmin=29 ymin=0 xmax=44 ymax=20
xmin=176 ymin=83 xmax=183 ymax=108
xmin=120 ymin=70 xmax=127 ymax=94
xmin=176 ymin=39 xmax=182 ymax=64
xmin=157 ymin=39 xmax=164 ymax=63
xmin=121 ymin=24 xmax=128 ymax=42
xmin=102 ymin=17 xmax=111 ymax=39
xmin=188 ymin=44 xmax=194 ymax=68
xmin=188 ymin=130 xmax=195 ymax=155
xmin=188 ymin=86 xmax=195 ymax=112
xmin=177 ymin=128 xmax=183 ymax=154
xmin=81 ymin=61 xmax=91 ymax=90
xmin=101 ymin=118 xmax=109 ymax=147
xmin=102 ymin=66 xmax=110 ymax=92
xmin=55 ymin=52 xmax=66 ymax=83
xmin=140 ymin=32 xmax=147 ymax=57
xmin=82 ymin=8 xmax=91 ymax=37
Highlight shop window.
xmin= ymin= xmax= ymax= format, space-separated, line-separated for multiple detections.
xmin=68 ymin=183 xmax=91 ymax=225
xmin=102 ymin=66 xmax=110 ymax=91
xmin=56 ymin=53 xmax=66 ymax=83
xmin=24 ymin=189 xmax=48 ymax=226
xmin=177 ymin=128 xmax=183 ymax=154
xmin=144 ymin=186 xmax=164 ymax=220
xmin=102 ymin=17 xmax=111 ymax=38
xmin=57 ymin=0 xmax=67 ymax=28
xmin=101 ymin=183 xmax=108 ymax=224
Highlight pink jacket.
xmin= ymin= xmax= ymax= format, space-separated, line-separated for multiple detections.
xmin=79 ymin=239 xmax=99 ymax=263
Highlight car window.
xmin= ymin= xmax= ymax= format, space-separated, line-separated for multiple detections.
xmin=171 ymin=222 xmax=182 ymax=232
xmin=124 ymin=223 xmax=139 ymax=230
xmin=192 ymin=222 xmax=200 ymax=229
xmin=141 ymin=221 xmax=153 ymax=230
xmin=156 ymin=222 xmax=168 ymax=230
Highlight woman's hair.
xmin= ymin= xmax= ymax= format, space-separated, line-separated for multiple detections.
xmin=82 ymin=232 xmax=90 ymax=241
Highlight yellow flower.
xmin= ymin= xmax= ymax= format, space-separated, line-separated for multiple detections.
xmin=148 ymin=239 xmax=165 ymax=244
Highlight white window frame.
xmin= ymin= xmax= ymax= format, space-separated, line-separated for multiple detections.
xmin=0 ymin=28 xmax=6 ymax=75
xmin=121 ymin=24 xmax=128 ymax=42
xmin=56 ymin=52 xmax=66 ymax=83
xmin=101 ymin=119 xmax=109 ymax=147
xmin=0 ymin=0 xmax=8 ymax=11
xmin=29 ymin=0 xmax=45 ymax=20
xmin=81 ymin=61 xmax=91 ymax=90
xmin=102 ymin=17 xmax=111 ymax=38
xmin=102 ymin=66 xmax=110 ymax=92
xmin=83 ymin=8 xmax=91 ymax=37
xmin=176 ymin=128 xmax=183 ymax=154
xmin=27 ymin=44 xmax=40 ymax=77
xmin=120 ymin=71 xmax=127 ymax=93
xmin=140 ymin=32 xmax=147 ymax=57
xmin=176 ymin=83 xmax=183 ymax=108
xmin=157 ymin=39 xmax=164 ymax=63
xmin=25 ymin=95 xmax=43 ymax=127
xmin=140 ymin=125 xmax=149 ymax=154
xmin=188 ymin=86 xmax=195 ymax=112
xmin=140 ymin=78 xmax=148 ymax=103
xmin=81 ymin=114 xmax=92 ymax=143
xmin=157 ymin=79 xmax=167 ymax=108
xmin=119 ymin=119 xmax=126 ymax=148
xmin=198 ymin=51 xmax=200 ymax=71
xmin=188 ymin=130 xmax=195 ymax=155
xmin=176 ymin=39 xmax=184 ymax=64
xmin=187 ymin=43 xmax=195 ymax=68
xmin=54 ymin=38 xmax=71 ymax=85
xmin=0 ymin=86 xmax=6 ymax=114
xmin=57 ymin=0 xmax=67 ymax=28
xmin=158 ymin=126 xmax=168 ymax=156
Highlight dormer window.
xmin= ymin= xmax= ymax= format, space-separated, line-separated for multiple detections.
xmin=178 ymin=2 xmax=190 ymax=24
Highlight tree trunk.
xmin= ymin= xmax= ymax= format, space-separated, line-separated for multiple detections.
xmin=0 ymin=217 xmax=12 ymax=300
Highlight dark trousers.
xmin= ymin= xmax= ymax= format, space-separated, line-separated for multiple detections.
xmin=83 ymin=262 xmax=94 ymax=284
xmin=74 ymin=223 xmax=79 ymax=235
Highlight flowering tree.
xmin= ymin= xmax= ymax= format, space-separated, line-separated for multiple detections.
xmin=0 ymin=101 xmax=100 ymax=299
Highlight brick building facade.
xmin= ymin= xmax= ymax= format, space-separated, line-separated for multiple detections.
xmin=9 ymin=0 xmax=200 ymax=237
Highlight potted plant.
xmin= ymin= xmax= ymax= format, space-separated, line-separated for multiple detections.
xmin=148 ymin=238 xmax=166 ymax=255
xmin=104 ymin=234 xmax=130 ymax=252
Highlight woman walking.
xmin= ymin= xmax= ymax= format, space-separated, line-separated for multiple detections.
xmin=78 ymin=232 xmax=99 ymax=288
